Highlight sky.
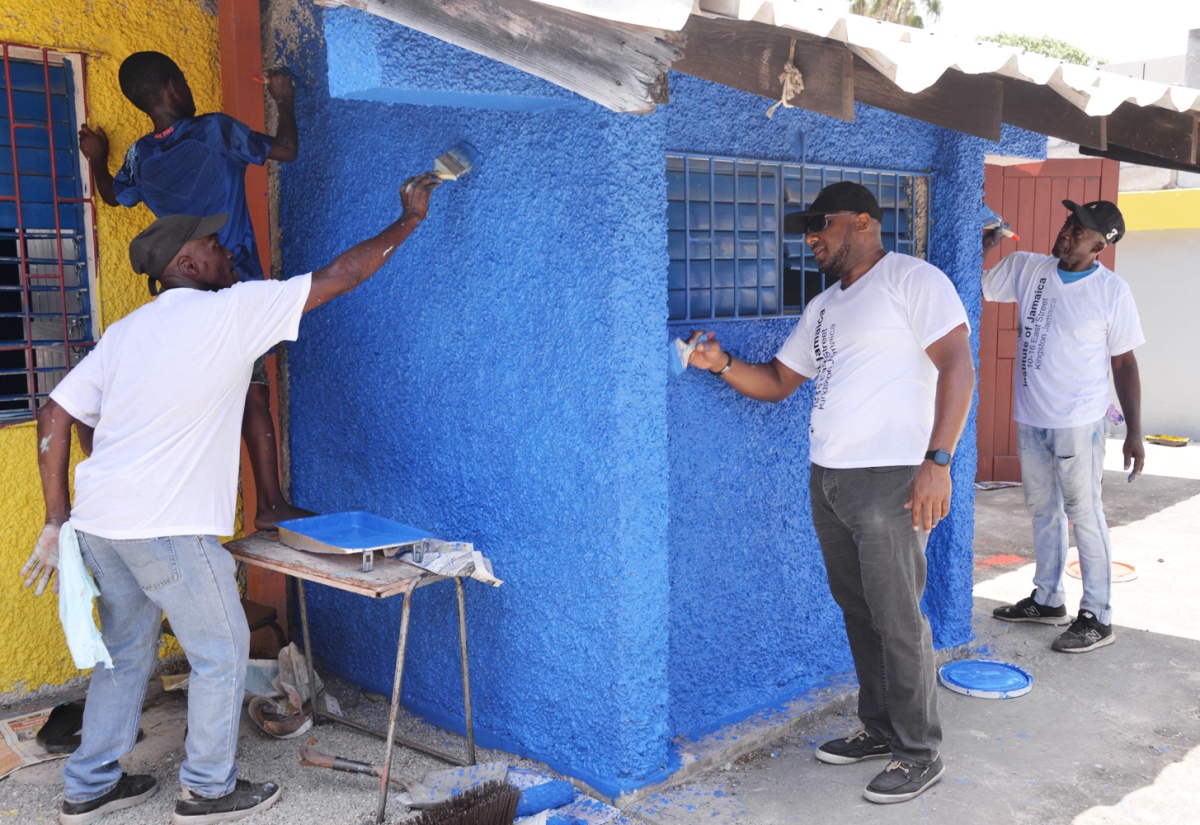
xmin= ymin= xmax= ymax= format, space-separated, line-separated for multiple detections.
xmin=922 ymin=0 xmax=1200 ymax=64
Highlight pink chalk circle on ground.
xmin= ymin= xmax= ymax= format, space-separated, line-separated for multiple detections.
xmin=1065 ymin=560 xmax=1137 ymax=582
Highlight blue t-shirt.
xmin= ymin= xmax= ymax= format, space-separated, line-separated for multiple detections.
xmin=114 ymin=113 xmax=273 ymax=280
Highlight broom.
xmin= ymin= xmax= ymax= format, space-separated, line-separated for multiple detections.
xmin=406 ymin=781 xmax=520 ymax=825
xmin=298 ymin=747 xmax=519 ymax=824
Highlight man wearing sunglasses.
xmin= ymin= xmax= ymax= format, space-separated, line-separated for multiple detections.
xmin=686 ymin=181 xmax=974 ymax=805
xmin=982 ymin=201 xmax=1144 ymax=654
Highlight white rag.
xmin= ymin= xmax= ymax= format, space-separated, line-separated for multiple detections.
xmin=57 ymin=522 xmax=113 ymax=670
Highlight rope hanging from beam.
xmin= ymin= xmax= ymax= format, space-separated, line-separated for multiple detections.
xmin=766 ymin=39 xmax=805 ymax=119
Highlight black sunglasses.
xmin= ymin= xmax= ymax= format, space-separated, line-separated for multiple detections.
xmin=801 ymin=211 xmax=858 ymax=235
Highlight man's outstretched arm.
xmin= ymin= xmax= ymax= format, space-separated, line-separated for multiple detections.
xmin=686 ymin=331 xmax=808 ymax=403
xmin=303 ymin=173 xmax=441 ymax=314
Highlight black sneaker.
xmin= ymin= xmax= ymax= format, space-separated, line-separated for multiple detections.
xmin=816 ymin=727 xmax=891 ymax=765
xmin=992 ymin=589 xmax=1069 ymax=625
xmin=60 ymin=773 xmax=157 ymax=825
xmin=1052 ymin=610 xmax=1114 ymax=653
xmin=172 ymin=779 xmax=281 ymax=824
xmin=864 ymin=756 xmax=945 ymax=804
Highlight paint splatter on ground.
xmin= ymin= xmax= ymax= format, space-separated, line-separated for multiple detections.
xmin=975 ymin=553 xmax=1027 ymax=567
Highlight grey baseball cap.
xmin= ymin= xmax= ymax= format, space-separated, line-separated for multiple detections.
xmin=128 ymin=213 xmax=228 ymax=279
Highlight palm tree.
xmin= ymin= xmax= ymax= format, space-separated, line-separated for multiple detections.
xmin=849 ymin=0 xmax=943 ymax=29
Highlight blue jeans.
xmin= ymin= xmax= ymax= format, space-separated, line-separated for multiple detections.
xmin=1017 ymin=419 xmax=1113 ymax=624
xmin=809 ymin=464 xmax=941 ymax=765
xmin=63 ymin=533 xmax=249 ymax=803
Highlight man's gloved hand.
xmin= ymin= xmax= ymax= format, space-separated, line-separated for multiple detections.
xmin=21 ymin=523 xmax=62 ymax=596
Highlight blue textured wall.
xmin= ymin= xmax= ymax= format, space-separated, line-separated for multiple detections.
xmin=325 ymin=9 xmax=577 ymax=111
xmin=278 ymin=11 xmax=670 ymax=796
xmin=662 ymin=77 xmax=1045 ymax=736
xmin=275 ymin=6 xmax=1045 ymax=794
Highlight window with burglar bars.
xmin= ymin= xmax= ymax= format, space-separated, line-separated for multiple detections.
xmin=667 ymin=153 xmax=928 ymax=322
xmin=0 ymin=44 xmax=96 ymax=422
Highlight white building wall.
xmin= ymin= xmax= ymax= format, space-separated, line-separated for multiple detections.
xmin=1113 ymin=229 xmax=1200 ymax=439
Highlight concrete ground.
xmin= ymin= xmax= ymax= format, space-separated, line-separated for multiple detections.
xmin=1 ymin=671 xmax=550 ymax=824
xmin=624 ymin=441 xmax=1200 ymax=825
xmin=3 ymin=440 xmax=1198 ymax=824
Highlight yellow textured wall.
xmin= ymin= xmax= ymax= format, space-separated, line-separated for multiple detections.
xmin=0 ymin=0 xmax=220 ymax=700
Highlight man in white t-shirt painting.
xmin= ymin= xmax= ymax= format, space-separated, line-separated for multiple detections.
xmin=18 ymin=172 xmax=440 ymax=825
xmin=687 ymin=182 xmax=975 ymax=805
xmin=983 ymin=200 xmax=1144 ymax=654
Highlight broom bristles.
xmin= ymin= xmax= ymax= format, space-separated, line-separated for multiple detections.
xmin=407 ymin=780 xmax=520 ymax=825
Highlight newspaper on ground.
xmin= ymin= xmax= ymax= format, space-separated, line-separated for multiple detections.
xmin=0 ymin=708 xmax=66 ymax=779
xmin=403 ymin=541 xmax=503 ymax=586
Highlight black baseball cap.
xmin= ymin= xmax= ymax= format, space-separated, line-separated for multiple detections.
xmin=1063 ymin=199 xmax=1124 ymax=245
xmin=128 ymin=213 xmax=228 ymax=279
xmin=784 ymin=181 xmax=883 ymax=235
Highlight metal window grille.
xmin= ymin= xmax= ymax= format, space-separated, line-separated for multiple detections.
xmin=0 ymin=44 xmax=96 ymax=422
xmin=667 ymin=153 xmax=928 ymax=323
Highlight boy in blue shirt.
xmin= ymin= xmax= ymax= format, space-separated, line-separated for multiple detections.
xmin=79 ymin=51 xmax=306 ymax=530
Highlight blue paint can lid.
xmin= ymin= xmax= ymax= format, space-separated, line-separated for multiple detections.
xmin=939 ymin=660 xmax=1033 ymax=699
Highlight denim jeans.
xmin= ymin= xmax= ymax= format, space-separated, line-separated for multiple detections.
xmin=63 ymin=532 xmax=249 ymax=803
xmin=1017 ymin=419 xmax=1113 ymax=624
xmin=809 ymin=464 xmax=941 ymax=765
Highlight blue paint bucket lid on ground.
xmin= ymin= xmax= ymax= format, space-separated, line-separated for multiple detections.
xmin=939 ymin=660 xmax=1033 ymax=699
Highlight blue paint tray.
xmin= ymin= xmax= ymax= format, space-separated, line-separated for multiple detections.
xmin=277 ymin=512 xmax=432 ymax=555
xmin=939 ymin=660 xmax=1033 ymax=699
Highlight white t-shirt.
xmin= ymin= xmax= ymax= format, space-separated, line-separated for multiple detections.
xmin=51 ymin=274 xmax=313 ymax=540
xmin=981 ymin=252 xmax=1144 ymax=429
xmin=776 ymin=252 xmax=968 ymax=469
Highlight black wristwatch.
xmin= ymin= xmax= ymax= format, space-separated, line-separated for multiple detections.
xmin=924 ymin=449 xmax=952 ymax=467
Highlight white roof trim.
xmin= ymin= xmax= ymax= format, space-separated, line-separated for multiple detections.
xmin=528 ymin=0 xmax=695 ymax=30
xmin=533 ymin=0 xmax=1200 ymax=117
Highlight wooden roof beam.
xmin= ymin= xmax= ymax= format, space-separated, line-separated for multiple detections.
xmin=1004 ymin=80 xmax=1198 ymax=171
xmin=998 ymin=76 xmax=1106 ymax=150
xmin=1079 ymin=142 xmax=1200 ymax=175
xmin=317 ymin=0 xmax=682 ymax=113
xmin=676 ymin=18 xmax=1002 ymax=139
xmin=672 ymin=16 xmax=855 ymax=121
xmin=851 ymin=59 xmax=1003 ymax=141
xmin=1104 ymin=103 xmax=1199 ymax=168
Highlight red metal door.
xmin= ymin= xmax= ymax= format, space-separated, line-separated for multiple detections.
xmin=976 ymin=158 xmax=1120 ymax=482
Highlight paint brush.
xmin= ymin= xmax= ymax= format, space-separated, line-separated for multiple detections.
xmin=982 ymin=205 xmax=1020 ymax=242
xmin=433 ymin=142 xmax=480 ymax=181
xmin=983 ymin=219 xmax=1020 ymax=242
xmin=670 ymin=333 xmax=706 ymax=377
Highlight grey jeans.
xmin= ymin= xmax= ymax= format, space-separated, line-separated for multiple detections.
xmin=809 ymin=463 xmax=942 ymax=765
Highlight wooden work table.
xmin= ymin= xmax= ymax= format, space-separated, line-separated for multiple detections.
xmin=224 ymin=532 xmax=477 ymax=824
xmin=227 ymin=532 xmax=445 ymax=599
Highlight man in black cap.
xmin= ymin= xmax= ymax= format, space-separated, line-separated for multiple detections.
xmin=984 ymin=200 xmax=1144 ymax=654
xmin=687 ymin=181 xmax=975 ymax=804
xmin=20 ymin=172 xmax=440 ymax=825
